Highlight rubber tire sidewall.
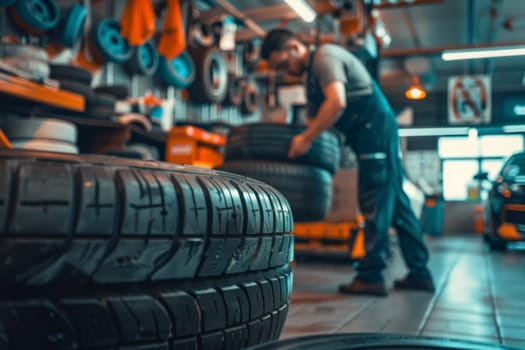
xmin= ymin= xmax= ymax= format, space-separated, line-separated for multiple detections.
xmin=188 ymin=46 xmax=229 ymax=104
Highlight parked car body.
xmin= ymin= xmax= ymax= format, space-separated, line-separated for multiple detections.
xmin=483 ymin=152 xmax=525 ymax=250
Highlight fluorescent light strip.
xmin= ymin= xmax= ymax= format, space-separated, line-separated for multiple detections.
xmin=284 ymin=0 xmax=316 ymax=23
xmin=442 ymin=45 xmax=525 ymax=61
xmin=398 ymin=127 xmax=470 ymax=137
xmin=399 ymin=125 xmax=525 ymax=137
xmin=502 ymin=125 xmax=525 ymax=133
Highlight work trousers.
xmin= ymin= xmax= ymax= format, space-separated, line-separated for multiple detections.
xmin=335 ymin=82 xmax=430 ymax=282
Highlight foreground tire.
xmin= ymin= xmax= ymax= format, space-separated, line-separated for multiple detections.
xmin=219 ymin=160 xmax=333 ymax=222
xmin=225 ymin=123 xmax=341 ymax=174
xmin=0 ymin=150 xmax=294 ymax=350
xmin=246 ymin=333 xmax=518 ymax=350
xmin=485 ymin=215 xmax=508 ymax=252
xmin=487 ymin=234 xmax=508 ymax=251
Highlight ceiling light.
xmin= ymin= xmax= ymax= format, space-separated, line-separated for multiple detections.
xmin=283 ymin=0 xmax=316 ymax=23
xmin=442 ymin=45 xmax=525 ymax=61
xmin=398 ymin=127 xmax=470 ymax=137
xmin=405 ymin=77 xmax=426 ymax=100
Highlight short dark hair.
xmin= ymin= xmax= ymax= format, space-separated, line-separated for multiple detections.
xmin=260 ymin=28 xmax=294 ymax=60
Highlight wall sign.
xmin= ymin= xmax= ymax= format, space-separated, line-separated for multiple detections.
xmin=448 ymin=75 xmax=491 ymax=125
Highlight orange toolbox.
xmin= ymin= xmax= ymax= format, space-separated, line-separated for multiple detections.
xmin=166 ymin=125 xmax=226 ymax=168
xmin=293 ymin=219 xmax=365 ymax=260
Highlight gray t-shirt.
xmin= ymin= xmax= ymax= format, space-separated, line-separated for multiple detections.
xmin=307 ymin=44 xmax=373 ymax=117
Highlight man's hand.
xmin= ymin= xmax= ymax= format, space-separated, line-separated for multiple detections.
xmin=288 ymin=134 xmax=312 ymax=158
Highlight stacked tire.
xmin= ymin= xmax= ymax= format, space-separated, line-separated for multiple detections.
xmin=0 ymin=150 xmax=294 ymax=349
xmin=219 ymin=123 xmax=341 ymax=222
xmin=0 ymin=44 xmax=50 ymax=82
xmin=49 ymin=64 xmax=116 ymax=120
xmin=0 ymin=116 xmax=78 ymax=154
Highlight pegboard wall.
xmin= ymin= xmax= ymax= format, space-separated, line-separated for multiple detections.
xmin=0 ymin=0 xmax=266 ymax=126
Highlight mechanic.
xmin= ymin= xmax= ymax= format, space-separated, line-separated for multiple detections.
xmin=260 ymin=29 xmax=435 ymax=296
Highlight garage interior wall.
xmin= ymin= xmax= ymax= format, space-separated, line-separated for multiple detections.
xmin=0 ymin=0 xmax=266 ymax=125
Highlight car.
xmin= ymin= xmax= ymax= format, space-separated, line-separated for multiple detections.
xmin=479 ymin=151 xmax=525 ymax=250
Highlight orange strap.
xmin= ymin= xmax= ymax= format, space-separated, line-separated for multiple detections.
xmin=120 ymin=0 xmax=156 ymax=46
xmin=0 ymin=129 xmax=12 ymax=149
xmin=158 ymin=0 xmax=186 ymax=59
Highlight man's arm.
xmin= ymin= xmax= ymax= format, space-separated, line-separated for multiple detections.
xmin=288 ymin=80 xmax=346 ymax=158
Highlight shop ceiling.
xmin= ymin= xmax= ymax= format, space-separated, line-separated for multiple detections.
xmin=197 ymin=0 xmax=525 ymax=97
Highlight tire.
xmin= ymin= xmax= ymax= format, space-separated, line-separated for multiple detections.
xmin=488 ymin=234 xmax=508 ymax=251
xmin=189 ymin=21 xmax=214 ymax=47
xmin=485 ymin=214 xmax=508 ymax=251
xmin=1 ymin=57 xmax=50 ymax=80
xmin=218 ymin=160 xmax=332 ymax=222
xmin=0 ymin=44 xmax=48 ymax=62
xmin=246 ymin=333 xmax=516 ymax=350
xmin=91 ymin=18 xmax=132 ymax=64
xmin=241 ymin=80 xmax=259 ymax=115
xmin=55 ymin=4 xmax=87 ymax=48
xmin=10 ymin=139 xmax=79 ymax=154
xmin=93 ymin=85 xmax=129 ymax=100
xmin=84 ymin=93 xmax=116 ymax=119
xmin=126 ymin=40 xmax=160 ymax=76
xmin=127 ymin=143 xmax=160 ymax=160
xmin=57 ymin=80 xmax=96 ymax=106
xmin=0 ymin=150 xmax=294 ymax=350
xmin=7 ymin=0 xmax=60 ymax=35
xmin=223 ymin=73 xmax=243 ymax=106
xmin=188 ymin=46 xmax=228 ymax=104
xmin=50 ymin=64 xmax=92 ymax=85
xmin=0 ymin=116 xmax=77 ymax=144
xmin=225 ymin=123 xmax=341 ymax=175
xmin=158 ymin=51 xmax=196 ymax=89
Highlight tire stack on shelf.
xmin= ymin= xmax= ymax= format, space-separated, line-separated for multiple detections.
xmin=218 ymin=123 xmax=341 ymax=222
xmin=0 ymin=44 xmax=50 ymax=82
xmin=0 ymin=116 xmax=78 ymax=154
xmin=49 ymin=64 xmax=119 ymax=120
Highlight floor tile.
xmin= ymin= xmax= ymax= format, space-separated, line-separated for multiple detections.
xmin=503 ymin=339 xmax=525 ymax=349
xmin=422 ymin=331 xmax=500 ymax=345
xmin=280 ymin=235 xmax=524 ymax=346
xmin=429 ymin=310 xmax=495 ymax=325
xmin=423 ymin=319 xmax=498 ymax=338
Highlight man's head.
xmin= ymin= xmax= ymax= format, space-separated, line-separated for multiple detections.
xmin=260 ymin=29 xmax=309 ymax=76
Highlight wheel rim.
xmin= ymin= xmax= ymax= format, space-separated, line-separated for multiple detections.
xmin=14 ymin=0 xmax=59 ymax=32
xmin=172 ymin=54 xmax=191 ymax=80
xmin=95 ymin=19 xmax=131 ymax=62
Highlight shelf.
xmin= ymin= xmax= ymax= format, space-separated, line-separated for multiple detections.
xmin=0 ymin=73 xmax=84 ymax=112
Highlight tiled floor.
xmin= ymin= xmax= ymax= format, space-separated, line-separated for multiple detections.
xmin=281 ymin=235 xmax=525 ymax=348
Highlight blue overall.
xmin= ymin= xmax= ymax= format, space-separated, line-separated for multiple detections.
xmin=307 ymin=58 xmax=430 ymax=282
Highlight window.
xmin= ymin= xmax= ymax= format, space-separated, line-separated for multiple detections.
xmin=439 ymin=135 xmax=524 ymax=200
xmin=481 ymin=159 xmax=505 ymax=181
xmin=479 ymin=135 xmax=523 ymax=157
xmin=442 ymin=160 xmax=479 ymax=200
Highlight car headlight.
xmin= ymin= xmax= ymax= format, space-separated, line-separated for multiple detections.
xmin=510 ymin=183 xmax=523 ymax=193
xmin=497 ymin=183 xmax=512 ymax=198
